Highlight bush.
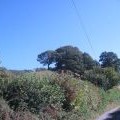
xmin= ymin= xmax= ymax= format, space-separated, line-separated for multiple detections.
xmin=0 ymin=71 xmax=108 ymax=120
xmin=2 ymin=73 xmax=65 ymax=114
xmin=0 ymin=98 xmax=38 ymax=120
xmin=50 ymin=73 xmax=101 ymax=117
xmin=84 ymin=67 xmax=120 ymax=90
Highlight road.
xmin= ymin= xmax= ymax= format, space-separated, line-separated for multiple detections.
xmin=97 ymin=107 xmax=120 ymax=120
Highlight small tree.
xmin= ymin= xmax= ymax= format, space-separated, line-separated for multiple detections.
xmin=37 ymin=50 xmax=56 ymax=70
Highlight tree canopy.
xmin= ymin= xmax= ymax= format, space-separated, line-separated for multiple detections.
xmin=55 ymin=46 xmax=84 ymax=73
xmin=37 ymin=50 xmax=57 ymax=70
xmin=99 ymin=51 xmax=120 ymax=72
xmin=82 ymin=52 xmax=97 ymax=70
xmin=37 ymin=45 xmax=98 ymax=74
xmin=37 ymin=46 xmax=120 ymax=76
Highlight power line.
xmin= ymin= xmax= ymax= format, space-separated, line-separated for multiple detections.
xmin=70 ymin=0 xmax=96 ymax=57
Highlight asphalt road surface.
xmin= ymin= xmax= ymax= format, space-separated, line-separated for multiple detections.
xmin=97 ymin=107 xmax=120 ymax=120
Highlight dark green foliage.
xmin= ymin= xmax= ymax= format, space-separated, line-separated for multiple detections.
xmin=37 ymin=45 xmax=99 ymax=74
xmin=82 ymin=52 xmax=98 ymax=70
xmin=55 ymin=46 xmax=84 ymax=74
xmin=84 ymin=67 xmax=120 ymax=90
xmin=99 ymin=51 xmax=120 ymax=71
xmin=2 ymin=74 xmax=65 ymax=113
xmin=37 ymin=50 xmax=57 ymax=69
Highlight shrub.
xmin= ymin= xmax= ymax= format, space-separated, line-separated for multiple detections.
xmin=84 ymin=67 xmax=120 ymax=90
xmin=0 ymin=98 xmax=38 ymax=120
xmin=2 ymin=73 xmax=65 ymax=114
xmin=0 ymin=71 xmax=108 ymax=120
xmin=50 ymin=73 xmax=101 ymax=117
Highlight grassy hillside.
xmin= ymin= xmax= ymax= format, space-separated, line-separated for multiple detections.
xmin=0 ymin=70 xmax=120 ymax=120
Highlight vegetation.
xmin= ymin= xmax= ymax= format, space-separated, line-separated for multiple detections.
xmin=37 ymin=45 xmax=120 ymax=90
xmin=99 ymin=51 xmax=120 ymax=72
xmin=84 ymin=67 xmax=120 ymax=90
xmin=37 ymin=50 xmax=57 ymax=70
xmin=37 ymin=45 xmax=98 ymax=74
xmin=1 ymin=45 xmax=120 ymax=119
xmin=0 ymin=70 xmax=102 ymax=120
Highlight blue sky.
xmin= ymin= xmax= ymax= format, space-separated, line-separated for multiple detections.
xmin=0 ymin=0 xmax=120 ymax=70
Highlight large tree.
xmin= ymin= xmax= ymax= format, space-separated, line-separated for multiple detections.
xmin=55 ymin=46 xmax=84 ymax=74
xmin=99 ymin=51 xmax=120 ymax=71
xmin=37 ymin=50 xmax=56 ymax=70
xmin=37 ymin=45 xmax=99 ymax=73
xmin=82 ymin=52 xmax=98 ymax=70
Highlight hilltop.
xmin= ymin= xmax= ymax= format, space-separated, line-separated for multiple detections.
xmin=1 ymin=45 xmax=120 ymax=120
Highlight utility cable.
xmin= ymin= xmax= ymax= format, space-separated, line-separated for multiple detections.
xmin=70 ymin=0 xmax=96 ymax=58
